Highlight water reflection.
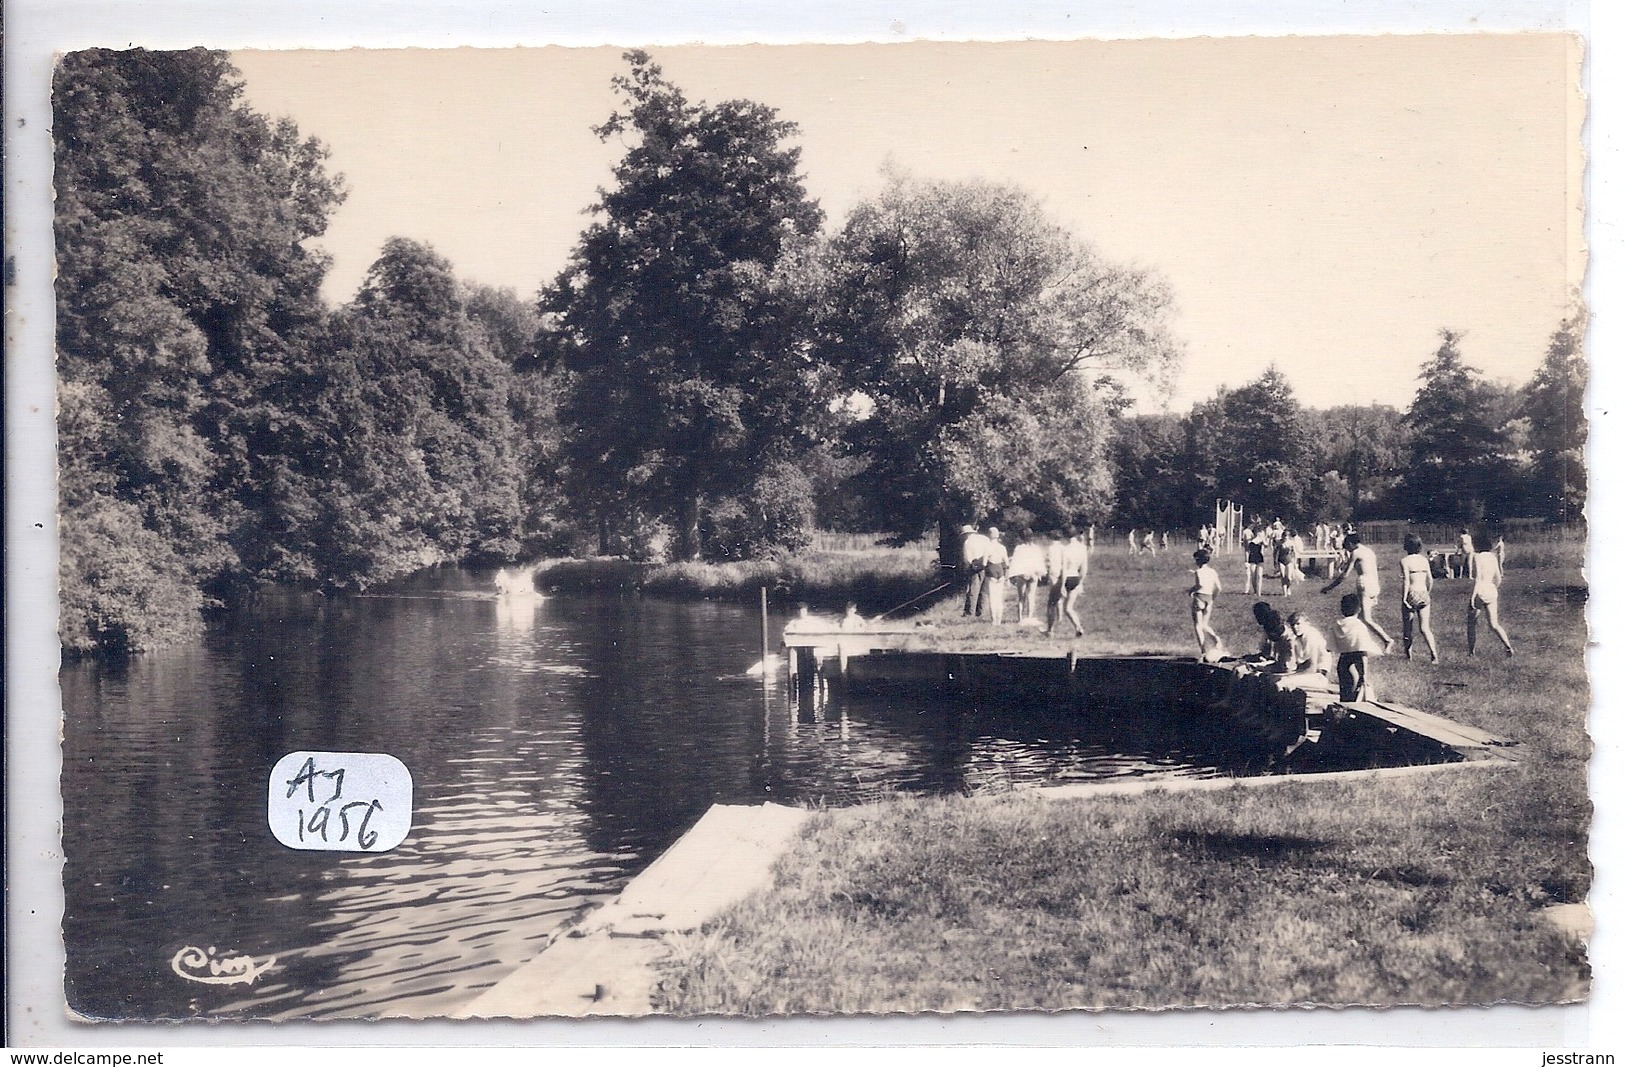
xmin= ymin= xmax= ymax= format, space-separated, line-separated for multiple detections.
xmin=63 ymin=573 xmax=1231 ymax=1021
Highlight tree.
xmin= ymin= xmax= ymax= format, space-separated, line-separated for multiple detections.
xmin=540 ymin=51 xmax=825 ymax=559
xmin=814 ymin=174 xmax=1183 ymax=561
xmin=280 ymin=240 xmax=525 ymax=589
xmin=466 ymin=284 xmax=580 ymax=553
xmin=1521 ymin=311 xmax=1588 ymax=522
xmin=1109 ymin=413 xmax=1194 ymax=528
xmin=1402 ymin=329 xmax=1510 ymax=521
xmin=54 ymin=48 xmax=345 ymax=649
xmin=1308 ymin=404 xmax=1408 ymax=520
xmin=1180 ymin=369 xmax=1314 ymax=524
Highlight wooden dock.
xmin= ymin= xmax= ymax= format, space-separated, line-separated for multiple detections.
xmin=455 ymin=802 xmax=810 ymax=1018
xmin=780 ymin=621 xmax=1518 ymax=767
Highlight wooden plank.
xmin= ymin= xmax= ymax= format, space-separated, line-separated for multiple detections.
xmin=454 ymin=803 xmax=811 ymax=1019
xmin=1341 ymin=700 xmax=1518 ymax=758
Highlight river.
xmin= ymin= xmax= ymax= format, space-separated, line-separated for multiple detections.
xmin=59 ymin=567 xmax=1230 ymax=1021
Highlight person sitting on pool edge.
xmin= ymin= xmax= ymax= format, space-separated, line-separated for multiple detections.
xmin=1246 ymin=601 xmax=1294 ymax=673
xmin=1274 ymin=611 xmax=1334 ymax=691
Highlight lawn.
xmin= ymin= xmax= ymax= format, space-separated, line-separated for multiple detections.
xmin=650 ymin=535 xmax=1591 ymax=1013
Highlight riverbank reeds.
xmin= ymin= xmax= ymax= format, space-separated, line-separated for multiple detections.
xmin=534 ymin=535 xmax=941 ymax=613
xmin=650 ymin=538 xmax=1590 ymax=1012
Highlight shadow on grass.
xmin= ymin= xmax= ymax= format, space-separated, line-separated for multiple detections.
xmin=1167 ymin=829 xmax=1328 ymax=863
xmin=1169 ymin=830 xmax=1460 ymax=888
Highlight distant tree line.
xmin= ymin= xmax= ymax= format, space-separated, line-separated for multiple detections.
xmin=1109 ymin=320 xmax=1586 ymax=531
xmin=55 ymin=49 xmax=1585 ymax=655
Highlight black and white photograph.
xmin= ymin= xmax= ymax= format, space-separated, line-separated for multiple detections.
xmin=7 ymin=0 xmax=1617 ymax=1048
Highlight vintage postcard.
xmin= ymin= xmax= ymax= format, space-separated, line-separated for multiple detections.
xmin=29 ymin=24 xmax=1598 ymax=1041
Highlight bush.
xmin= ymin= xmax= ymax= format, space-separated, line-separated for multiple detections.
xmin=59 ymin=494 xmax=204 ymax=655
xmin=701 ymin=462 xmax=816 ymax=562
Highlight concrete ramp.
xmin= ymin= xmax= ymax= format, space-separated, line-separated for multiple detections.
xmin=455 ymin=802 xmax=810 ymax=1018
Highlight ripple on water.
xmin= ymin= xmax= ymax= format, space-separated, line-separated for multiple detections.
xmin=63 ymin=582 xmax=1253 ymax=1021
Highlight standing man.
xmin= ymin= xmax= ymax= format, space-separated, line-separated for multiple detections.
xmin=1053 ymin=526 xmax=1092 ymax=636
xmin=961 ymin=524 xmax=991 ymax=617
xmin=1455 ymin=526 xmax=1476 ymax=579
xmin=1008 ymin=529 xmax=1046 ymax=627
xmin=1321 ymin=531 xmax=1395 ymax=652
xmin=1044 ymin=527 xmax=1072 ymax=636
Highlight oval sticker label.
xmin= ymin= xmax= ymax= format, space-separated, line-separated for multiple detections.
xmin=268 ymin=751 xmax=413 ymax=852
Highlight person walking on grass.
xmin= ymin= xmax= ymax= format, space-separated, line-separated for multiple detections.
xmin=1399 ymin=533 xmax=1440 ymax=664
xmin=1008 ymin=529 xmax=1045 ymax=627
xmin=983 ymin=526 xmax=1011 ymax=626
xmin=1051 ymin=528 xmax=1090 ymax=637
xmin=1321 ymin=531 xmax=1395 ymax=652
xmin=961 ymin=524 xmax=990 ymax=617
xmin=1467 ymin=529 xmax=1515 ymax=656
xmin=1244 ymin=525 xmax=1267 ymax=595
xmin=1277 ymin=528 xmax=1301 ymax=597
xmin=1143 ymin=529 xmax=1157 ymax=557
xmin=1455 ymin=526 xmax=1476 ymax=579
xmin=1190 ymin=548 xmax=1224 ymax=660
xmin=1331 ymin=592 xmax=1384 ymax=701
xmin=1044 ymin=527 xmax=1071 ymax=636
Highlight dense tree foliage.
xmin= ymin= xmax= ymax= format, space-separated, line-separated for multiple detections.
xmin=1206 ymin=368 xmax=1316 ymax=522
xmin=540 ymin=51 xmax=826 ymax=559
xmin=811 ymin=175 xmax=1182 ymax=556
xmin=1403 ymin=330 xmax=1515 ymax=522
xmin=1108 ymin=414 xmax=1191 ymax=529
xmin=279 ymin=240 xmax=527 ymax=588
xmin=55 ymin=48 xmax=346 ymax=650
xmin=55 ymin=48 xmax=1588 ymax=655
xmin=1306 ymin=405 xmax=1408 ymax=521
xmin=1520 ymin=312 xmax=1587 ymax=522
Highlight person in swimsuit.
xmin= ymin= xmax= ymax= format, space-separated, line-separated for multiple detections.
xmin=1398 ymin=533 xmax=1439 ymax=663
xmin=1007 ymin=529 xmax=1045 ymax=627
xmin=1455 ymin=527 xmax=1475 ymax=579
xmin=1244 ymin=526 xmax=1266 ymax=595
xmin=1321 ymin=532 xmax=1395 ymax=652
xmin=1054 ymin=528 xmax=1090 ymax=637
xmin=1277 ymin=529 xmax=1301 ymax=597
xmin=1189 ymin=548 xmax=1224 ymax=659
xmin=1044 ymin=527 xmax=1073 ymax=636
xmin=1467 ymin=530 xmax=1515 ymax=656
xmin=1276 ymin=611 xmax=1334 ymax=691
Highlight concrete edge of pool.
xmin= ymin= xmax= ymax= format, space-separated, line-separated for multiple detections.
xmin=455 ymin=640 xmax=1522 ymax=1020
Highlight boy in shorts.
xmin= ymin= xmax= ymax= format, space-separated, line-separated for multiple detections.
xmin=1330 ymin=592 xmax=1383 ymax=701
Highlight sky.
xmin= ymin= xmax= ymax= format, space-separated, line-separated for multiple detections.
xmin=231 ymin=35 xmax=1583 ymax=412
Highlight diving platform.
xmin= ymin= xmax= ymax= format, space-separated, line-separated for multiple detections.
xmin=778 ymin=620 xmax=1518 ymax=769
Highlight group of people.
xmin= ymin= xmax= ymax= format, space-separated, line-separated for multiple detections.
xmin=1126 ymin=528 xmax=1169 ymax=555
xmin=960 ymin=524 xmax=1091 ymax=636
xmin=1207 ymin=518 xmax=1322 ymax=598
xmin=1190 ymin=523 xmax=1516 ymax=702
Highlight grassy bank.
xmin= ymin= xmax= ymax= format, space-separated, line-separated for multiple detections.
xmin=533 ymin=533 xmax=941 ymax=612
xmin=650 ymin=538 xmax=1591 ymax=1012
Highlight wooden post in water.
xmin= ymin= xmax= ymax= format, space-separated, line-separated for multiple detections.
xmin=760 ymin=586 xmax=770 ymax=679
